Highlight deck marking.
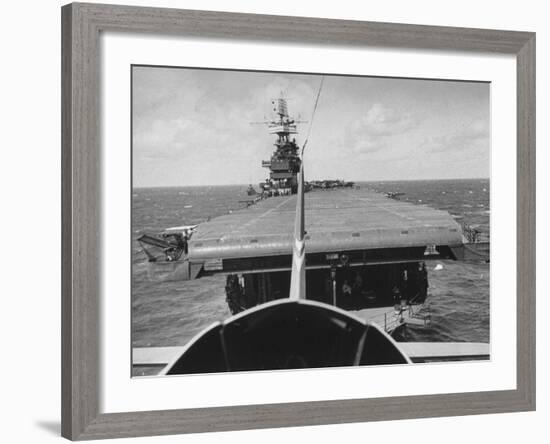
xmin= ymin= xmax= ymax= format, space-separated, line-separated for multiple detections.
xmin=220 ymin=195 xmax=295 ymax=240
xmin=341 ymin=190 xmax=426 ymax=225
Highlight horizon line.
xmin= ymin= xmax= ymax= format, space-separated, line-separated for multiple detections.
xmin=133 ymin=177 xmax=490 ymax=189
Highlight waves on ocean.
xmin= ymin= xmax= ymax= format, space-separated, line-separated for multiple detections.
xmin=132 ymin=179 xmax=490 ymax=374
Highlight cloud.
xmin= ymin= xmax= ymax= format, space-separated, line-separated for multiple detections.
xmin=132 ymin=67 xmax=490 ymax=185
xmin=332 ymin=103 xmax=415 ymax=158
xmin=353 ymin=139 xmax=387 ymax=155
xmin=423 ymin=120 xmax=489 ymax=154
xmin=353 ymin=103 xmax=417 ymax=136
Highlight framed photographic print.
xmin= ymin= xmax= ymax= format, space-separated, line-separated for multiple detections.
xmin=61 ymin=2 xmax=535 ymax=440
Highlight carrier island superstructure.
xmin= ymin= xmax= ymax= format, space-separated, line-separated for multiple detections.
xmin=137 ymin=97 xmax=489 ymax=338
xmin=258 ymin=97 xmax=302 ymax=196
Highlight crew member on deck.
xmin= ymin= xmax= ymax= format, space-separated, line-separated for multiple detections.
xmin=342 ymin=280 xmax=352 ymax=297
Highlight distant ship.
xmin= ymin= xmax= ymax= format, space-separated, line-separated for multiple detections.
xmin=135 ymin=94 xmax=490 ymax=373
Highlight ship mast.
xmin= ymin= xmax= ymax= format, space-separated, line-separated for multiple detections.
xmin=289 ymin=161 xmax=306 ymax=300
xmin=289 ymin=77 xmax=324 ymax=301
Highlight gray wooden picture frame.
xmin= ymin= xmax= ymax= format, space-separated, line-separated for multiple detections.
xmin=61 ymin=2 xmax=536 ymax=440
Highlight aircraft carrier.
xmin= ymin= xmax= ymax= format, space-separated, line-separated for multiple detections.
xmin=137 ymin=96 xmax=488 ymax=330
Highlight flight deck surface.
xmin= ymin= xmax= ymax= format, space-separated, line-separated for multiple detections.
xmin=188 ymin=188 xmax=463 ymax=261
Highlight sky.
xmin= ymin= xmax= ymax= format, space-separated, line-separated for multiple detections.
xmin=132 ymin=66 xmax=490 ymax=187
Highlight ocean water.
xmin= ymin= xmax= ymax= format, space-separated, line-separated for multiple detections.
xmin=132 ymin=179 xmax=490 ymax=374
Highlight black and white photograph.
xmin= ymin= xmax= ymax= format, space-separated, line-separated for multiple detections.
xmin=1 ymin=0 xmax=542 ymax=442
xmin=131 ymin=65 xmax=491 ymax=377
